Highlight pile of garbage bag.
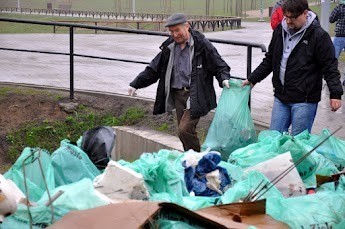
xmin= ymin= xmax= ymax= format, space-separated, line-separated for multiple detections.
xmin=1 ymin=127 xmax=345 ymax=228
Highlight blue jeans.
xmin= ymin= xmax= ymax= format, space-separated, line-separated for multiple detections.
xmin=270 ymin=97 xmax=318 ymax=136
xmin=333 ymin=37 xmax=345 ymax=58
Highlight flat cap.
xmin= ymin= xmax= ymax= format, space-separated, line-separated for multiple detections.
xmin=165 ymin=13 xmax=187 ymax=27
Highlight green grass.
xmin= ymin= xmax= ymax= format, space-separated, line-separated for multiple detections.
xmin=0 ymin=13 xmax=124 ymax=34
xmin=0 ymin=0 xmax=324 ymax=16
xmin=0 ymin=86 xmax=51 ymax=97
xmin=5 ymin=106 xmax=145 ymax=163
xmin=1 ymin=0 xmax=280 ymax=16
xmin=157 ymin=123 xmax=169 ymax=131
xmin=0 ymin=1 xmax=330 ymax=34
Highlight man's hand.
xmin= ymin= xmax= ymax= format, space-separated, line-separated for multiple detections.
xmin=330 ymin=99 xmax=342 ymax=112
xmin=242 ymin=79 xmax=254 ymax=88
xmin=222 ymin=80 xmax=230 ymax=89
xmin=128 ymin=86 xmax=137 ymax=96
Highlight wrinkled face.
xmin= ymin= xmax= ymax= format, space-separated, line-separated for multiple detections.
xmin=168 ymin=23 xmax=190 ymax=45
xmin=284 ymin=9 xmax=308 ymax=30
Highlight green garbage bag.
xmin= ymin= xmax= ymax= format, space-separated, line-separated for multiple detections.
xmin=118 ymin=149 xmax=189 ymax=199
xmin=218 ymin=161 xmax=243 ymax=184
xmin=1 ymin=179 xmax=109 ymax=229
xmin=278 ymin=136 xmax=317 ymax=179
xmin=201 ymin=79 xmax=257 ymax=161
xmin=310 ymin=129 xmax=345 ymax=172
xmin=51 ymin=140 xmax=100 ymax=187
xmin=278 ymin=132 xmax=339 ymax=179
xmin=1 ymin=205 xmax=53 ymax=229
xmin=335 ymin=221 xmax=345 ymax=229
xmin=267 ymin=192 xmax=345 ymax=228
xmin=221 ymin=171 xmax=283 ymax=204
xmin=4 ymin=147 xmax=55 ymax=202
xmin=228 ymin=130 xmax=282 ymax=168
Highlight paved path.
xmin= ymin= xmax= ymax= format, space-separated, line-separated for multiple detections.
xmin=0 ymin=21 xmax=344 ymax=138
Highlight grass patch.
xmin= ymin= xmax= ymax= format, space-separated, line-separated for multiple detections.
xmin=0 ymin=87 xmax=13 ymax=96
xmin=0 ymin=86 xmax=53 ymax=96
xmin=0 ymin=13 xmax=126 ymax=34
xmin=0 ymin=86 xmax=55 ymax=103
xmin=5 ymin=106 xmax=145 ymax=163
xmin=1 ymin=0 xmax=280 ymax=16
xmin=156 ymin=123 xmax=169 ymax=132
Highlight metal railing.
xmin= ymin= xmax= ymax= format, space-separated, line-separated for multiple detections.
xmin=0 ymin=17 xmax=266 ymax=100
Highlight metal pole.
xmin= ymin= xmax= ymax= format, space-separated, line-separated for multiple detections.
xmin=247 ymin=46 xmax=253 ymax=109
xmin=132 ymin=0 xmax=135 ymax=13
xmin=244 ymin=0 xmax=246 ymax=20
xmin=69 ymin=26 xmax=74 ymax=100
xmin=320 ymin=0 xmax=330 ymax=33
xmin=258 ymin=0 xmax=264 ymax=21
xmin=247 ymin=46 xmax=252 ymax=78
xmin=17 ymin=0 xmax=21 ymax=10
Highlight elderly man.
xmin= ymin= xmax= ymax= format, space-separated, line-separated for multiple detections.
xmin=128 ymin=13 xmax=231 ymax=152
xmin=243 ymin=0 xmax=343 ymax=136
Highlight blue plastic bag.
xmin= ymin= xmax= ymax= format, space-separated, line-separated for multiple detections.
xmin=184 ymin=152 xmax=231 ymax=197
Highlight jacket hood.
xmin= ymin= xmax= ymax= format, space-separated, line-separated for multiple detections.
xmin=272 ymin=0 xmax=284 ymax=12
xmin=275 ymin=0 xmax=284 ymax=7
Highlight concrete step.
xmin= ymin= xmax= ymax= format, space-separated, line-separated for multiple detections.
xmin=111 ymin=126 xmax=184 ymax=161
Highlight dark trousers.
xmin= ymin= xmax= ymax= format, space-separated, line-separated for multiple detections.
xmin=172 ymin=88 xmax=200 ymax=152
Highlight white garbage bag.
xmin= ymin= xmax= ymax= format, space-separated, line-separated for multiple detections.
xmin=93 ymin=160 xmax=149 ymax=201
xmin=0 ymin=174 xmax=25 ymax=221
xmin=244 ymin=152 xmax=306 ymax=197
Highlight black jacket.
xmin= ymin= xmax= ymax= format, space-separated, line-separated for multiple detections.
xmin=130 ymin=29 xmax=230 ymax=118
xmin=248 ymin=20 xmax=343 ymax=103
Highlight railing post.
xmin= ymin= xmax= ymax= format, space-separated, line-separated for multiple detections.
xmin=247 ymin=46 xmax=253 ymax=109
xmin=247 ymin=46 xmax=252 ymax=78
xmin=69 ymin=26 xmax=74 ymax=100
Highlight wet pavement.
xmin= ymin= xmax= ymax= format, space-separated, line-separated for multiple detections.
xmin=0 ymin=21 xmax=344 ymax=138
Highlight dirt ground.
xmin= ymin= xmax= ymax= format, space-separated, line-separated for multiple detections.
xmin=0 ymin=84 xmax=212 ymax=172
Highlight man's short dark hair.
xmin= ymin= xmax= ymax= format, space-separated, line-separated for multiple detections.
xmin=282 ymin=0 xmax=309 ymax=17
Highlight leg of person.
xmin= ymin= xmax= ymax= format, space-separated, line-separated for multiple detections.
xmin=178 ymin=110 xmax=201 ymax=152
xmin=290 ymin=102 xmax=318 ymax=136
xmin=339 ymin=37 xmax=345 ymax=56
xmin=172 ymin=89 xmax=200 ymax=151
xmin=333 ymin=37 xmax=343 ymax=59
xmin=270 ymin=97 xmax=291 ymax=133
xmin=336 ymin=37 xmax=345 ymax=86
xmin=172 ymin=89 xmax=187 ymax=125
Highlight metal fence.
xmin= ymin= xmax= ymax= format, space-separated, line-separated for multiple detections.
xmin=0 ymin=17 xmax=266 ymax=100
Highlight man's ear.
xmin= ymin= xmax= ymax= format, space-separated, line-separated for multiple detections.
xmin=185 ymin=22 xmax=190 ymax=29
xmin=303 ymin=9 xmax=308 ymax=16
